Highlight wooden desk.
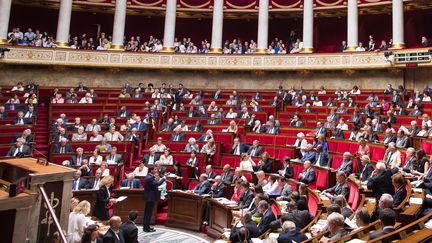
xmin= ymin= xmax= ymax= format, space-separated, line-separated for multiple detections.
xmin=399 ymin=228 xmax=432 ymax=243
xmin=166 ymin=191 xmax=206 ymax=231
xmin=112 ymin=189 xmax=159 ymax=225
xmin=206 ymin=198 xmax=236 ymax=238
xmin=73 ymin=189 xmax=98 ymax=208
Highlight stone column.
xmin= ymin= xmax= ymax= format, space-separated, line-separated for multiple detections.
xmin=162 ymin=0 xmax=177 ymax=52
xmin=210 ymin=0 xmax=224 ymax=53
xmin=0 ymin=0 xmax=12 ymax=44
xmin=346 ymin=0 xmax=358 ymax=51
xmin=301 ymin=0 xmax=314 ymax=53
xmin=111 ymin=0 xmax=127 ymax=50
xmin=55 ymin=0 xmax=73 ymax=47
xmin=256 ymin=0 xmax=269 ymax=53
xmin=392 ymin=0 xmax=405 ymax=49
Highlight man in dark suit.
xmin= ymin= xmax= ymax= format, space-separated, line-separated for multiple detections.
xmin=322 ymin=171 xmax=350 ymax=200
xmin=120 ymin=211 xmax=138 ymax=243
xmin=382 ymin=129 xmax=397 ymax=145
xmin=358 ymin=155 xmax=374 ymax=182
xmin=314 ymin=144 xmax=329 ymax=167
xmin=121 ymin=174 xmax=142 ymax=189
xmin=229 ymin=213 xmax=260 ymax=242
xmin=247 ymin=140 xmax=263 ymax=157
xmin=5 ymin=102 xmax=19 ymax=111
xmin=141 ymin=148 xmax=160 ymax=166
xmin=190 ymin=120 xmax=203 ymax=132
xmin=368 ymin=208 xmax=396 ymax=241
xmin=277 ymin=221 xmax=308 ymax=243
xmin=192 ymin=174 xmax=211 ymax=195
xmin=23 ymin=105 xmax=37 ymax=119
xmin=239 ymin=181 xmax=254 ymax=209
xmin=0 ymin=106 xmax=8 ymax=119
xmin=53 ymin=138 xmax=72 ymax=154
xmin=70 ymin=147 xmax=87 ymax=167
xmin=265 ymin=122 xmax=279 ymax=135
xmin=298 ymin=161 xmax=315 ymax=185
xmin=170 ymin=128 xmax=185 ymax=141
xmin=391 ymin=173 xmax=407 ymax=208
xmin=220 ymin=164 xmax=234 ymax=184
xmin=209 ymin=175 xmax=225 ymax=198
xmin=207 ymin=114 xmax=220 ymax=125
xmin=257 ymin=200 xmax=276 ymax=235
xmin=106 ymin=147 xmax=124 ymax=164
xmin=314 ymin=122 xmax=326 ymax=136
xmin=367 ymin=162 xmax=395 ymax=199
xmin=231 ymin=137 xmax=247 ymax=155
xmin=71 ymin=171 xmax=88 ymax=191
xmin=338 ymin=152 xmax=353 ymax=175
xmin=12 ymin=111 xmax=32 ymax=125
xmin=87 ymin=169 xmax=103 ymax=190
xmin=284 ymin=201 xmax=314 ymax=229
xmin=255 ymin=152 xmax=273 ymax=173
xmin=160 ymin=118 xmax=175 ymax=132
xmin=198 ymin=129 xmax=214 ymax=142
xmin=13 ymin=129 xmax=34 ymax=145
xmin=131 ymin=116 xmax=146 ymax=132
xmin=143 ymin=167 xmax=165 ymax=232
xmin=7 ymin=138 xmax=31 ymax=157
xmin=117 ymin=106 xmax=131 ymax=118
xmin=205 ymin=165 xmax=217 ymax=180
xmin=301 ymin=144 xmax=316 ymax=163
xmin=103 ymin=216 xmax=125 ymax=243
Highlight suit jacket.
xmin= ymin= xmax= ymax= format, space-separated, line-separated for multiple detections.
xmin=120 ymin=221 xmax=138 ymax=243
xmin=396 ymin=136 xmax=408 ymax=148
xmin=160 ymin=123 xmax=174 ymax=132
xmin=117 ymin=110 xmax=131 ymax=118
xmin=70 ymin=155 xmax=88 ymax=167
xmin=6 ymin=145 xmax=31 ymax=157
xmin=141 ymin=154 xmax=160 ymax=165
xmin=368 ymin=227 xmax=395 ymax=241
xmin=383 ymin=135 xmax=397 ymax=145
xmin=0 ymin=111 xmax=8 ymax=119
xmin=5 ymin=104 xmax=19 ymax=111
xmin=143 ymin=173 xmax=165 ymax=202
xmin=247 ymin=146 xmax=263 ymax=157
xmin=392 ymin=186 xmax=407 ymax=208
xmin=367 ymin=170 xmax=395 ymax=198
xmin=231 ymin=143 xmax=248 ymax=155
xmin=301 ymin=151 xmax=316 ymax=163
xmin=102 ymin=228 xmax=126 ymax=243
xmin=190 ymin=124 xmax=203 ymax=132
xmin=314 ymin=152 xmax=330 ymax=167
xmin=383 ymin=150 xmax=402 ymax=168
xmin=52 ymin=133 xmax=70 ymax=143
xmin=252 ymin=125 xmax=265 ymax=133
xmin=12 ymin=117 xmax=32 ymax=125
xmin=299 ymin=168 xmax=315 ymax=184
xmin=266 ymin=127 xmax=279 ymax=134
xmin=283 ymin=165 xmax=294 ymax=179
xmin=239 ymin=190 xmax=254 ymax=209
xmin=359 ymin=163 xmax=374 ymax=182
xmin=206 ymin=171 xmax=217 ymax=180
xmin=72 ymin=178 xmax=88 ymax=191
xmin=121 ymin=179 xmax=142 ymax=188
xmin=93 ymin=186 xmax=111 ymax=220
xmin=325 ymin=182 xmax=350 ymax=200
xmin=170 ymin=133 xmax=185 ymax=141
xmin=258 ymin=209 xmax=276 ymax=234
xmin=314 ymin=127 xmax=326 ymax=135
xmin=221 ymin=172 xmax=233 ymax=184
xmin=211 ymin=183 xmax=225 ymax=198
xmin=285 ymin=209 xmax=314 ymax=229
xmin=339 ymin=160 xmax=353 ymax=175
xmin=256 ymin=159 xmax=273 ymax=173
xmin=193 ymin=180 xmax=211 ymax=195
xmin=207 ymin=119 xmax=220 ymax=125
xmin=53 ymin=144 xmax=72 ymax=153
xmin=230 ymin=220 xmax=260 ymax=242
xmin=277 ymin=230 xmax=308 ymax=243
xmin=106 ymin=154 xmax=124 ymax=164
xmin=131 ymin=122 xmax=146 ymax=132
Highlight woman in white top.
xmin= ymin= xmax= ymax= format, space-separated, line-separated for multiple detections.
xmin=89 ymin=150 xmax=103 ymax=165
xmin=99 ymin=162 xmax=110 ymax=177
xmin=159 ymin=148 xmax=173 ymax=165
xmin=239 ymin=153 xmax=256 ymax=172
xmin=207 ymin=101 xmax=218 ymax=112
xmin=422 ymin=93 xmax=431 ymax=102
xmin=11 ymin=82 xmax=24 ymax=91
xmin=263 ymin=175 xmax=283 ymax=196
xmin=336 ymin=118 xmax=349 ymax=131
xmin=132 ymin=162 xmax=148 ymax=177
xmin=151 ymin=137 xmax=166 ymax=152
xmin=79 ymin=93 xmax=93 ymax=104
xmin=312 ymin=98 xmax=323 ymax=107
xmin=225 ymin=108 xmax=238 ymax=119
xmin=184 ymin=137 xmax=199 ymax=153
xmin=293 ymin=132 xmax=308 ymax=156
xmin=67 ymin=200 xmax=91 ymax=243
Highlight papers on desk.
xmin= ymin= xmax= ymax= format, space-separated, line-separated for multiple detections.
xmin=361 ymin=185 xmax=368 ymax=190
xmin=119 ymin=187 xmax=130 ymax=190
xmin=409 ymin=197 xmax=423 ymax=205
xmin=116 ymin=196 xmax=127 ymax=202
xmin=320 ymin=195 xmax=330 ymax=201
xmin=346 ymin=239 xmax=366 ymax=243
xmin=215 ymin=240 xmax=228 ymax=243
xmin=344 ymin=217 xmax=359 ymax=230
xmin=411 ymin=180 xmax=423 ymax=188
xmin=424 ymin=219 xmax=432 ymax=229
xmin=310 ymin=219 xmax=328 ymax=233
xmin=413 ymin=188 xmax=423 ymax=193
xmin=366 ymin=198 xmax=376 ymax=203
xmin=268 ymin=233 xmax=280 ymax=239
xmin=251 ymin=238 xmax=263 ymax=243
xmin=214 ymin=197 xmax=238 ymax=206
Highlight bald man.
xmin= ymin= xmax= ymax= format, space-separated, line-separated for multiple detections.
xmin=103 ymin=216 xmax=125 ymax=243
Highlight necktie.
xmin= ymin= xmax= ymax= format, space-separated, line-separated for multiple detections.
xmin=60 ymin=146 xmax=64 ymax=153
xmin=92 ymin=125 xmax=95 ymax=131
xmin=94 ymin=179 xmax=99 ymax=189
xmin=252 ymin=148 xmax=256 ymax=156
xmin=10 ymin=104 xmax=13 ymax=110
xmin=73 ymin=180 xmax=77 ymax=190
xmin=77 ymin=157 xmax=81 ymax=166
xmin=387 ymin=152 xmax=393 ymax=164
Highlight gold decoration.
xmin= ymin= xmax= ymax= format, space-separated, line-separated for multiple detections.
xmin=345 ymin=46 xmax=358 ymax=51
xmin=110 ymin=45 xmax=124 ymax=51
xmin=391 ymin=43 xmax=406 ymax=49
xmin=210 ymin=48 xmax=223 ymax=53
xmin=162 ymin=47 xmax=175 ymax=52
xmin=0 ymin=38 xmax=8 ymax=45
xmin=55 ymin=41 xmax=69 ymax=48
xmin=300 ymin=47 xmax=314 ymax=53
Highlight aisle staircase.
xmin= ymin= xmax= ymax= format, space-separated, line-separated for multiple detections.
xmin=33 ymin=104 xmax=50 ymax=159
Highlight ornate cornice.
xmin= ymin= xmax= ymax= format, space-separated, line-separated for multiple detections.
xmin=1 ymin=46 xmax=430 ymax=71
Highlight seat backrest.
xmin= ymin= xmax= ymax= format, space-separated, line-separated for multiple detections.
xmin=315 ymin=169 xmax=328 ymax=191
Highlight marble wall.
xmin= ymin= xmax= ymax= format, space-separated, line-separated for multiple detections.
xmin=0 ymin=65 xmax=409 ymax=91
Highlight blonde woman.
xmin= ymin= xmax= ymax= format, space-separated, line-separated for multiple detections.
xmin=92 ymin=176 xmax=116 ymax=221
xmin=239 ymin=153 xmax=256 ymax=172
xmin=67 ymin=200 xmax=91 ymax=243
xmin=99 ymin=161 xmax=110 ymax=177
xmin=151 ymin=137 xmax=167 ymax=152
xmin=70 ymin=197 xmax=79 ymax=212
xmin=226 ymin=120 xmax=238 ymax=134
xmin=159 ymin=148 xmax=173 ymax=165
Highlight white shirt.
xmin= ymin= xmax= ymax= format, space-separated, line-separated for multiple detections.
xmin=239 ymin=160 xmax=255 ymax=172
xmin=133 ymin=167 xmax=148 ymax=177
xmin=67 ymin=212 xmax=89 ymax=243
xmin=89 ymin=155 xmax=103 ymax=165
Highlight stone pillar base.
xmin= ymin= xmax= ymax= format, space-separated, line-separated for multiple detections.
xmin=210 ymin=48 xmax=222 ymax=53
xmin=256 ymin=48 xmax=266 ymax=53
xmin=345 ymin=46 xmax=358 ymax=51
xmin=55 ymin=41 xmax=69 ymax=48
xmin=300 ymin=47 xmax=314 ymax=53
xmin=110 ymin=45 xmax=124 ymax=51
xmin=162 ymin=47 xmax=175 ymax=52
xmin=391 ymin=43 xmax=405 ymax=49
xmin=0 ymin=38 xmax=8 ymax=45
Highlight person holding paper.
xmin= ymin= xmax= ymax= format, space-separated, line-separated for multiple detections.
xmin=92 ymin=176 xmax=116 ymax=221
xmin=143 ymin=167 xmax=165 ymax=232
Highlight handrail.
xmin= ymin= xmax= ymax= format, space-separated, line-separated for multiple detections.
xmin=38 ymin=185 xmax=67 ymax=243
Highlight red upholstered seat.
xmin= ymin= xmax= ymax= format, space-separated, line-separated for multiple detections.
xmin=276 ymin=147 xmax=294 ymax=161
xmin=337 ymin=142 xmax=350 ymax=154
xmin=348 ymin=184 xmax=356 ymax=205
xmin=370 ymin=145 xmax=385 ymax=161
xmin=165 ymin=180 xmax=173 ymax=192
xmin=348 ymin=143 xmax=359 ymax=154
xmin=271 ymin=202 xmax=281 ymax=219
xmin=315 ymin=169 xmax=328 ymax=190
xmin=352 ymin=188 xmax=360 ymax=211
xmin=422 ymin=141 xmax=432 ymax=154
xmin=220 ymin=155 xmax=241 ymax=168
xmin=331 ymin=154 xmax=343 ymax=170
xmin=308 ymin=195 xmax=318 ymax=216
xmin=188 ymin=180 xmax=199 ymax=191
